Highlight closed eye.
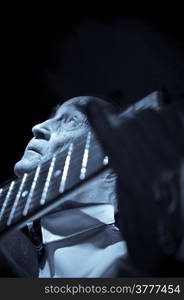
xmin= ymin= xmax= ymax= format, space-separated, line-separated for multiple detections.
xmin=57 ymin=114 xmax=81 ymax=130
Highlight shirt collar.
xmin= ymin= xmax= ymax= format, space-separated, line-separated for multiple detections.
xmin=41 ymin=204 xmax=115 ymax=244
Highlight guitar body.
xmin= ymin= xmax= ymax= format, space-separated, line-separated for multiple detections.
xmin=0 ymin=230 xmax=39 ymax=277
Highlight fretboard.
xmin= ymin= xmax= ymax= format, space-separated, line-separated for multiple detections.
xmin=0 ymin=91 xmax=162 ymax=239
xmin=0 ymin=131 xmax=109 ymax=238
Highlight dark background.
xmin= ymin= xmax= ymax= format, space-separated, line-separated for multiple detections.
xmin=1 ymin=12 xmax=184 ymax=183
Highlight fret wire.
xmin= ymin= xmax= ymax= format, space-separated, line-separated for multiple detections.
xmin=2 ymin=163 xmax=109 ymax=229
xmin=59 ymin=143 xmax=74 ymax=193
xmin=80 ymin=131 xmax=91 ymax=180
xmin=1 ymin=143 xmax=100 ymax=219
xmin=23 ymin=166 xmax=41 ymax=216
xmin=0 ymin=166 xmax=50 ymax=218
xmin=2 ymin=147 xmax=92 ymax=220
xmin=0 ymin=181 xmax=15 ymax=222
xmin=4 ymin=163 xmax=109 ymax=233
xmin=7 ymin=173 xmax=28 ymax=226
xmin=0 ymin=140 xmax=77 ymax=195
xmin=0 ymin=134 xmax=100 ymax=197
xmin=1 ymin=142 xmax=106 ymax=223
xmin=0 ymin=137 xmax=108 ymax=227
xmin=40 ymin=156 xmax=56 ymax=205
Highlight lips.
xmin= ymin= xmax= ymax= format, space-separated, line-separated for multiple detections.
xmin=27 ymin=147 xmax=41 ymax=154
xmin=27 ymin=140 xmax=45 ymax=155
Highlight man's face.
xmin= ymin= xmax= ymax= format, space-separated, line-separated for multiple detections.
xmin=14 ymin=96 xmax=110 ymax=177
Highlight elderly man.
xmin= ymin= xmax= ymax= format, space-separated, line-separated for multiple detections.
xmin=2 ymin=93 xmax=183 ymax=277
xmin=11 ymin=96 xmax=127 ymax=277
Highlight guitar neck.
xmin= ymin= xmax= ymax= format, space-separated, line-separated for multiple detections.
xmin=0 ymin=131 xmax=109 ymax=238
xmin=0 ymin=91 xmax=162 ymax=239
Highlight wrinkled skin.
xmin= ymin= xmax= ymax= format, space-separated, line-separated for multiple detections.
xmin=0 ymin=96 xmax=119 ymax=278
xmin=14 ymin=96 xmax=113 ymax=177
xmin=14 ymin=96 xmax=117 ymax=210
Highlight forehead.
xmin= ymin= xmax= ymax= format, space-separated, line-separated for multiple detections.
xmin=55 ymin=97 xmax=89 ymax=116
xmin=53 ymin=96 xmax=113 ymax=118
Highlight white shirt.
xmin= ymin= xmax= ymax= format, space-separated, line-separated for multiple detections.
xmin=39 ymin=204 xmax=127 ymax=277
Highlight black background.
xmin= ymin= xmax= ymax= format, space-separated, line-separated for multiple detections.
xmin=1 ymin=11 xmax=184 ymax=183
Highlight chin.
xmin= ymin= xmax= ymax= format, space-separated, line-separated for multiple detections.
xmin=14 ymin=154 xmax=41 ymax=177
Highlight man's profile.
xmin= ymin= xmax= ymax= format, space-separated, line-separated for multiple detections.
xmin=9 ymin=96 xmax=126 ymax=277
xmin=1 ymin=93 xmax=183 ymax=278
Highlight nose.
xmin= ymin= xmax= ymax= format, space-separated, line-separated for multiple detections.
xmin=32 ymin=120 xmax=51 ymax=140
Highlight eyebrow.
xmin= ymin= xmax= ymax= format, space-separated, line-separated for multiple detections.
xmin=49 ymin=101 xmax=87 ymax=119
